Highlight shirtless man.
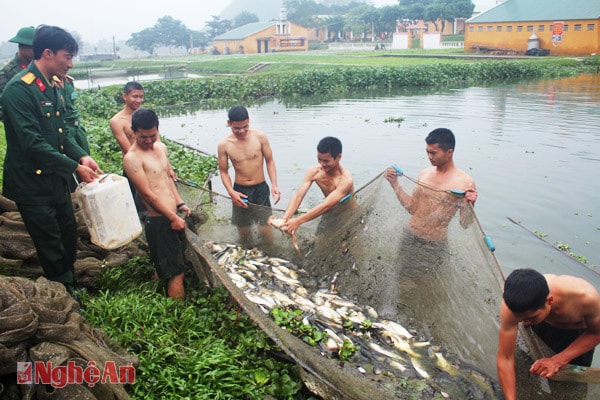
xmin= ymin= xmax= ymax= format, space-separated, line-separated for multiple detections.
xmin=123 ymin=108 xmax=189 ymax=300
xmin=110 ymin=81 xmax=145 ymax=157
xmin=111 ymin=82 xmax=175 ymax=197
xmin=497 ymin=268 xmax=600 ymax=400
xmin=217 ymin=105 xmax=280 ymax=244
xmin=384 ymin=128 xmax=477 ymax=241
xmin=282 ymin=136 xmax=355 ymax=235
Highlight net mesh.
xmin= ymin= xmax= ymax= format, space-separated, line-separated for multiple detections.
xmin=178 ymin=171 xmax=507 ymax=399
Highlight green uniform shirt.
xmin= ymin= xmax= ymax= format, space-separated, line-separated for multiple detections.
xmin=0 ymin=54 xmax=29 ymax=120
xmin=56 ymin=75 xmax=90 ymax=154
xmin=1 ymin=62 xmax=87 ymax=205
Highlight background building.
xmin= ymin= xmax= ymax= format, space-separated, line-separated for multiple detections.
xmin=212 ymin=9 xmax=308 ymax=54
xmin=465 ymin=0 xmax=600 ymax=56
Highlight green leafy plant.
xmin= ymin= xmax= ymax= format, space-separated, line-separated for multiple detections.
xmin=338 ymin=339 xmax=358 ymax=361
xmin=270 ymin=307 xmax=325 ymax=346
xmin=80 ymin=260 xmax=309 ymax=399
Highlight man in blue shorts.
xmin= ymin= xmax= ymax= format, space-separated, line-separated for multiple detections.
xmin=217 ymin=105 xmax=280 ymax=245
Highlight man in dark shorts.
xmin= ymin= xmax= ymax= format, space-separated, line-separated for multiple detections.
xmin=217 ymin=105 xmax=280 ymax=245
xmin=497 ymin=268 xmax=600 ymax=400
xmin=123 ymin=108 xmax=189 ymax=300
xmin=231 ymin=181 xmax=272 ymax=228
xmin=145 ymin=216 xmax=186 ymax=283
xmin=532 ymin=321 xmax=595 ymax=367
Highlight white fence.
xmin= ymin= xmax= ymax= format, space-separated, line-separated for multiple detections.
xmin=327 ymin=41 xmax=464 ymax=51
xmin=441 ymin=41 xmax=464 ymax=48
xmin=328 ymin=42 xmax=381 ymax=51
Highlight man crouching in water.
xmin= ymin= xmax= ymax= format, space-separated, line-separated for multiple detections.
xmin=282 ymin=136 xmax=355 ymax=236
xmin=498 ymin=268 xmax=600 ymax=400
xmin=123 ymin=108 xmax=190 ymax=300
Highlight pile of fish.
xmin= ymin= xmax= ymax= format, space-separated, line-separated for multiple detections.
xmin=206 ymin=241 xmax=502 ymax=399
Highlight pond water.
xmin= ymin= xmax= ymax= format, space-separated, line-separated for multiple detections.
xmin=74 ymin=73 xmax=203 ymax=90
xmin=159 ymin=73 xmax=600 ymax=277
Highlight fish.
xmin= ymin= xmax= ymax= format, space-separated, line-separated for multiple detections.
xmin=245 ymin=293 xmax=277 ymax=310
xmin=368 ymin=342 xmax=407 ymax=363
xmin=411 ymin=357 xmax=431 ymax=379
xmin=435 ymin=352 xmax=459 ymax=378
xmin=267 ymin=216 xmax=300 ymax=254
xmin=345 ymin=310 xmax=368 ymax=326
xmin=260 ymin=288 xmax=295 ymax=306
xmin=366 ymin=306 xmax=378 ymax=320
xmin=227 ymin=272 xmax=249 ymax=289
xmin=274 ymin=264 xmax=299 ymax=280
xmin=268 ymin=268 xmax=302 ymax=287
xmin=316 ymin=305 xmax=343 ymax=325
xmin=372 ymin=320 xmax=413 ymax=339
xmin=388 ymin=360 xmax=408 ymax=372
xmin=206 ymin=240 xmax=501 ymax=394
xmin=380 ymin=330 xmax=422 ymax=359
xmin=289 ymin=293 xmax=317 ymax=312
xmin=325 ymin=337 xmax=339 ymax=351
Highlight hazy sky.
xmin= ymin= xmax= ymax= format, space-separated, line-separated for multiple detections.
xmin=1 ymin=0 xmax=494 ymax=45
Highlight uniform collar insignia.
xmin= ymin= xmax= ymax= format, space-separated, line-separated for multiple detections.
xmin=35 ymin=78 xmax=46 ymax=92
xmin=53 ymin=75 xmax=64 ymax=89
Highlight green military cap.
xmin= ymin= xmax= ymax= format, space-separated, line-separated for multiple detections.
xmin=9 ymin=26 xmax=35 ymax=46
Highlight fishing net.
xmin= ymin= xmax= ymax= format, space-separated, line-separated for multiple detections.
xmin=0 ymin=275 xmax=138 ymax=400
xmin=178 ymin=170 xmax=506 ymax=399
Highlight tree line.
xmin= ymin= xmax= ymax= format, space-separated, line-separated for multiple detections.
xmin=126 ymin=0 xmax=474 ymax=55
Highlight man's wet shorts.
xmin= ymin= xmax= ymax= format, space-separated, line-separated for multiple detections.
xmin=232 ymin=181 xmax=272 ymax=227
xmin=533 ymin=321 xmax=595 ymax=366
xmin=145 ymin=216 xmax=186 ymax=280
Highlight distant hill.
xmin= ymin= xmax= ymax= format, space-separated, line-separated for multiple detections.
xmin=218 ymin=0 xmax=374 ymax=22
xmin=220 ymin=0 xmax=284 ymax=22
xmin=217 ymin=0 xmax=499 ymax=23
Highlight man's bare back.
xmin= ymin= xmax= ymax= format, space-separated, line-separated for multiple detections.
xmin=542 ymin=274 xmax=599 ymax=330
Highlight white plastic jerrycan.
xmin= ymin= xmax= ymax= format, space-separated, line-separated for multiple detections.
xmin=76 ymin=174 xmax=142 ymax=250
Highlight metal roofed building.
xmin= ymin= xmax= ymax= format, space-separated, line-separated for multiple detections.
xmin=465 ymin=0 xmax=600 ymax=55
xmin=212 ymin=18 xmax=309 ymax=55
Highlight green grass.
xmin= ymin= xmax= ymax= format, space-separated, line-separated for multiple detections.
xmin=69 ymin=49 xmax=585 ymax=79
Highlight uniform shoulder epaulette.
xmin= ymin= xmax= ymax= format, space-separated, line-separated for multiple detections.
xmin=21 ymin=72 xmax=36 ymax=85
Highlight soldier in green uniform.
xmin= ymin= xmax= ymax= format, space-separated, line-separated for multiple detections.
xmin=55 ymin=74 xmax=91 ymax=191
xmin=1 ymin=25 xmax=102 ymax=292
xmin=0 ymin=26 xmax=35 ymax=120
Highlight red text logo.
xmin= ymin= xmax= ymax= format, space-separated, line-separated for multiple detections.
xmin=17 ymin=361 xmax=135 ymax=388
